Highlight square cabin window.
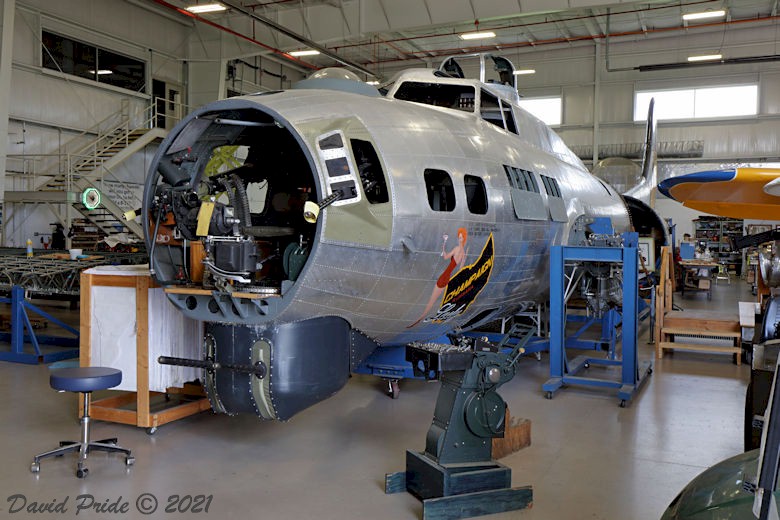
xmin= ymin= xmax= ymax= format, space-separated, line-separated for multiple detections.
xmin=424 ymin=169 xmax=455 ymax=212
xmin=464 ymin=175 xmax=488 ymax=214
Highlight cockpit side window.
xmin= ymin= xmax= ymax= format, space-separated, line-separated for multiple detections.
xmin=394 ymin=82 xmax=475 ymax=112
xmin=350 ymin=139 xmax=389 ymax=204
xmin=480 ymin=90 xmax=517 ymax=134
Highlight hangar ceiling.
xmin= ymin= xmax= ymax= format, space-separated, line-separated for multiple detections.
xmin=148 ymin=0 xmax=779 ymax=77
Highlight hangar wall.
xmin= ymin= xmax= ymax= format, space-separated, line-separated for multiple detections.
xmin=508 ymin=24 xmax=780 ymax=167
xmin=4 ymin=1 xmax=780 ymax=245
xmin=3 ymin=0 xmax=306 ymax=246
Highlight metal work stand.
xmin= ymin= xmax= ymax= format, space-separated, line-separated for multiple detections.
xmin=543 ymin=241 xmax=652 ymax=407
xmin=386 ymin=326 xmax=534 ymax=520
xmin=0 ymin=285 xmax=79 ymax=364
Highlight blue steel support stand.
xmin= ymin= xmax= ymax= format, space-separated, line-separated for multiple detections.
xmin=0 ymin=286 xmax=79 ymax=364
xmin=542 ymin=240 xmax=653 ymax=407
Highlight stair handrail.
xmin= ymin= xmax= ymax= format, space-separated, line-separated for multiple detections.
xmin=97 ymin=165 xmax=144 ymax=213
xmin=53 ymin=99 xmax=132 ymax=167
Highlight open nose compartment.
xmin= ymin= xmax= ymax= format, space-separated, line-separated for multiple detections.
xmin=143 ymin=101 xmax=320 ymax=323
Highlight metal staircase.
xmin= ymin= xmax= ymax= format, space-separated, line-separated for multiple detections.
xmin=6 ymin=99 xmax=169 ymax=245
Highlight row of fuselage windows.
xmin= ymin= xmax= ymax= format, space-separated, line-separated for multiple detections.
xmin=424 ymin=166 xmax=563 ymax=214
xmin=332 ymin=136 xmax=562 ymax=216
xmin=504 ymin=165 xmax=563 ymax=199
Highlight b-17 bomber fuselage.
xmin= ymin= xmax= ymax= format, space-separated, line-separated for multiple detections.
xmin=143 ymin=58 xmax=664 ymax=420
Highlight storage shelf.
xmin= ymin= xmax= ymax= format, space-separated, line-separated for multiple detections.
xmin=693 ymin=217 xmax=743 ymax=276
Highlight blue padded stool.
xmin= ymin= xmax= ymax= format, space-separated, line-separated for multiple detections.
xmin=31 ymin=367 xmax=134 ymax=478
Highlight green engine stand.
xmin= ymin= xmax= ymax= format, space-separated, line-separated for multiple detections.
xmin=386 ymin=325 xmax=534 ymax=520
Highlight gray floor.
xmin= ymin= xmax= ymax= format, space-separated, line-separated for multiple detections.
xmin=0 ymin=279 xmax=751 ymax=519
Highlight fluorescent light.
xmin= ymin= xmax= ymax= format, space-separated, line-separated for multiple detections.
xmin=683 ymin=9 xmax=726 ymax=21
xmin=89 ymin=69 xmax=113 ymax=75
xmin=366 ymin=80 xmax=379 ymax=85
xmin=513 ymin=69 xmax=536 ymax=75
xmin=185 ymin=3 xmax=226 ymax=13
xmin=289 ymin=49 xmax=320 ymax=57
xmin=459 ymin=31 xmax=496 ymax=40
xmin=687 ymin=54 xmax=722 ymax=62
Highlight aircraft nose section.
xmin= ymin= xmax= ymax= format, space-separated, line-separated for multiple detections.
xmin=143 ymin=97 xmax=322 ymax=323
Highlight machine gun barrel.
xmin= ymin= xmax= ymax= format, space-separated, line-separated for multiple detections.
xmin=158 ymin=356 xmax=267 ymax=378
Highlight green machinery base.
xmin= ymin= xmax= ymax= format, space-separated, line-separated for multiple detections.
xmin=385 ymin=325 xmax=535 ymax=519
xmin=386 ymin=452 xmax=532 ymax=520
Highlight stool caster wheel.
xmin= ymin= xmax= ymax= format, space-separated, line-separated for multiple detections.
xmin=30 ymin=462 xmax=40 ymax=473
xmin=125 ymin=456 xmax=135 ymax=466
xmin=544 ymin=391 xmax=553 ymax=400
xmin=619 ymin=400 xmax=627 ymax=408
xmin=146 ymin=427 xmax=157 ymax=435
xmin=76 ymin=467 xmax=89 ymax=479
xmin=386 ymin=380 xmax=400 ymax=400
xmin=584 ymin=362 xmax=590 ymax=369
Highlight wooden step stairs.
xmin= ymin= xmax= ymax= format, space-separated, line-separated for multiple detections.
xmin=657 ymin=311 xmax=742 ymax=365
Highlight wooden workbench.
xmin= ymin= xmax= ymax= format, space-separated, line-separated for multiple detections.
xmin=679 ymin=260 xmax=718 ymax=300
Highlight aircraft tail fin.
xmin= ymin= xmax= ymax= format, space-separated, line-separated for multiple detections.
xmin=623 ymin=98 xmax=657 ymax=207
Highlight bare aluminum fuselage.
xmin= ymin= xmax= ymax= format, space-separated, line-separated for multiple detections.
xmin=144 ymin=70 xmax=636 ymax=418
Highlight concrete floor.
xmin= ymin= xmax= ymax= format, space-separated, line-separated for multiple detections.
xmin=0 ymin=279 xmax=751 ymax=519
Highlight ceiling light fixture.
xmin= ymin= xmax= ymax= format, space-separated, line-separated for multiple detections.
xmin=513 ymin=69 xmax=536 ymax=75
xmin=459 ymin=31 xmax=496 ymax=40
xmin=366 ymin=80 xmax=380 ymax=85
xmin=687 ymin=54 xmax=723 ymax=62
xmin=185 ymin=3 xmax=227 ymax=14
xmin=88 ymin=69 xmax=113 ymax=75
xmin=682 ymin=9 xmax=726 ymax=21
xmin=289 ymin=49 xmax=320 ymax=57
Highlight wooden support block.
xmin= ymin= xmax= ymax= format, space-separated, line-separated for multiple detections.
xmin=491 ymin=411 xmax=531 ymax=460
xmin=385 ymin=471 xmax=407 ymax=494
xmin=422 ymin=486 xmax=533 ymax=520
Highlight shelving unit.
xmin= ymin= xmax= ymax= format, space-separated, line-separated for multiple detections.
xmin=745 ymin=225 xmax=775 ymax=295
xmin=693 ymin=216 xmax=744 ymax=275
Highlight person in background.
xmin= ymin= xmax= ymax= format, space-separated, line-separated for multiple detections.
xmin=51 ymin=223 xmax=66 ymax=250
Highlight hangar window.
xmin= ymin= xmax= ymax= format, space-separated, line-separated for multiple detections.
xmin=424 ymin=169 xmax=456 ymax=212
xmin=42 ymin=31 xmax=146 ymax=92
xmin=634 ymin=85 xmax=758 ymax=121
xmin=518 ymin=96 xmax=562 ymax=126
xmin=464 ymin=175 xmax=488 ymax=215
xmin=394 ymin=82 xmax=475 ymax=112
xmin=350 ymin=139 xmax=389 ymax=204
